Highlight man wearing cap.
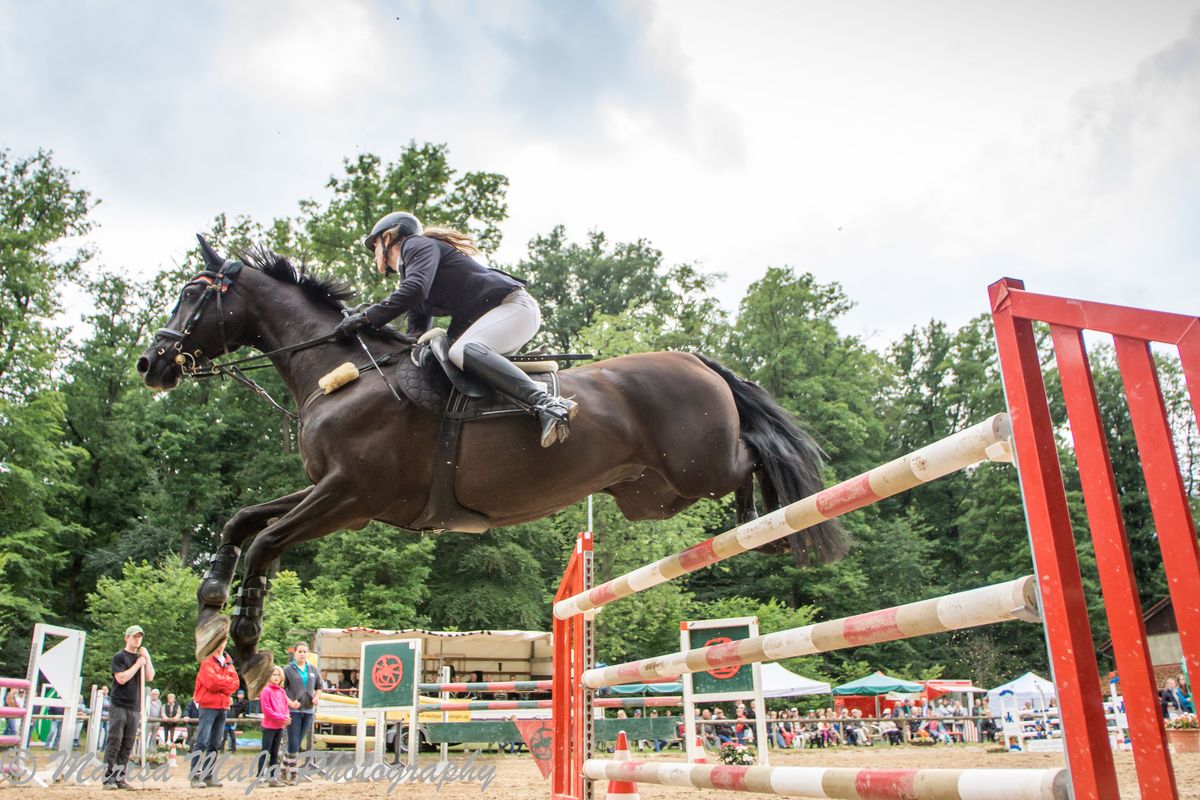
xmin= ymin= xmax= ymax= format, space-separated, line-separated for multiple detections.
xmin=105 ymin=625 xmax=155 ymax=789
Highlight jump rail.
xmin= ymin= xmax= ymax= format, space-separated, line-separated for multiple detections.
xmin=583 ymin=761 xmax=1070 ymax=800
xmin=554 ymin=413 xmax=1012 ymax=620
xmin=417 ymin=697 xmax=682 ymax=712
xmin=584 ymin=575 xmax=1037 ymax=688
xmin=418 ymin=680 xmax=552 ymax=692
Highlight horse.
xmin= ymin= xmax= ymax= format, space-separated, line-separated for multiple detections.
xmin=136 ymin=236 xmax=846 ymax=697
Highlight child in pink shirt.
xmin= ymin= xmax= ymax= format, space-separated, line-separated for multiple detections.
xmin=257 ymin=666 xmax=292 ymax=785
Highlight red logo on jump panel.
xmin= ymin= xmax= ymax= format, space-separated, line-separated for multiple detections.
xmin=704 ymin=637 xmax=740 ymax=679
xmin=371 ymin=654 xmax=405 ymax=692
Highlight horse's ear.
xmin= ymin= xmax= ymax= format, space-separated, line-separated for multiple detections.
xmin=197 ymin=234 xmax=223 ymax=270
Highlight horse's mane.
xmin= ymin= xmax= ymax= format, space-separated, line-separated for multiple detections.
xmin=238 ymin=246 xmax=355 ymax=311
xmin=235 ymin=245 xmax=410 ymax=344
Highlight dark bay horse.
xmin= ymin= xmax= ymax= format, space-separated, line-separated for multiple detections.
xmin=136 ymin=238 xmax=846 ymax=697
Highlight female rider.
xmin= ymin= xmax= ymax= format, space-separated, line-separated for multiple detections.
xmin=334 ymin=211 xmax=577 ymax=447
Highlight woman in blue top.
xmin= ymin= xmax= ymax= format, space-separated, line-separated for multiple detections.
xmin=335 ymin=211 xmax=578 ymax=447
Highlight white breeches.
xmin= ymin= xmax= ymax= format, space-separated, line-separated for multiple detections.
xmin=448 ymin=289 xmax=542 ymax=368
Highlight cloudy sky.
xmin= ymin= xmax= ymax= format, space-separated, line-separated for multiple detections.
xmin=2 ymin=0 xmax=1198 ymax=346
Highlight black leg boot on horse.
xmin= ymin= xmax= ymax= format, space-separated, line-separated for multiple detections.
xmin=461 ymin=342 xmax=578 ymax=447
xmin=196 ymin=544 xmax=240 ymax=662
xmin=230 ymin=574 xmax=276 ymax=695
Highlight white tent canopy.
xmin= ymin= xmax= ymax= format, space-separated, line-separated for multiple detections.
xmin=987 ymin=671 xmax=1056 ymax=711
xmin=761 ymin=663 xmax=831 ymax=698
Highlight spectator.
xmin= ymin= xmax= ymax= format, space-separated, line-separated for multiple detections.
xmin=258 ymin=666 xmax=291 ymax=787
xmin=283 ymin=642 xmax=322 ymax=784
xmin=880 ymin=709 xmax=903 ymax=746
xmin=647 ymin=709 xmax=669 ymax=753
xmin=846 ymin=708 xmax=871 ymax=746
xmin=222 ymin=689 xmax=249 ymax=753
xmin=190 ymin=643 xmax=239 ymax=788
xmin=97 ymin=686 xmax=110 ymax=750
xmin=161 ymin=693 xmax=183 ymax=746
xmin=1162 ymin=678 xmax=1187 ymax=719
xmin=146 ymin=689 xmax=163 ymax=750
xmin=2 ymin=688 xmax=22 ymax=738
xmin=183 ymin=696 xmax=200 ymax=749
xmin=73 ymin=693 xmax=92 ymax=750
xmin=712 ymin=709 xmax=734 ymax=746
xmin=104 ymin=625 xmax=155 ymax=790
xmin=734 ymin=708 xmax=753 ymax=745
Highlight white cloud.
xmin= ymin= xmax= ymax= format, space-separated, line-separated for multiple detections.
xmin=2 ymin=0 xmax=1197 ymax=346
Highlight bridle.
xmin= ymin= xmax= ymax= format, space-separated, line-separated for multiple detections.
xmin=155 ymin=258 xmax=244 ymax=374
xmin=153 ymin=258 xmax=344 ymax=421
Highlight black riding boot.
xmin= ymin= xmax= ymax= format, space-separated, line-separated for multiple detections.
xmin=461 ymin=342 xmax=578 ymax=447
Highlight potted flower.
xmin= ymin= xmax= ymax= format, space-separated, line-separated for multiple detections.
xmin=717 ymin=741 xmax=756 ymax=766
xmin=1166 ymin=713 xmax=1198 ymax=754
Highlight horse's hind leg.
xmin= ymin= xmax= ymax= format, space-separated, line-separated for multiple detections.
xmin=228 ymin=481 xmax=370 ymax=698
xmin=196 ymin=487 xmax=313 ymax=663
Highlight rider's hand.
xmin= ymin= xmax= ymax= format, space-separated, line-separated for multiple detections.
xmin=334 ymin=311 xmax=371 ymax=340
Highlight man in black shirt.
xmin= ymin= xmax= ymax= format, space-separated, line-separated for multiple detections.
xmin=104 ymin=625 xmax=155 ymax=789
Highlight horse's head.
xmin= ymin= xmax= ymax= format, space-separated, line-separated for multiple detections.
xmin=137 ymin=235 xmax=255 ymax=390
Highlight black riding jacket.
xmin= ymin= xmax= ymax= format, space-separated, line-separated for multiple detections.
xmin=364 ymin=236 xmax=523 ymax=339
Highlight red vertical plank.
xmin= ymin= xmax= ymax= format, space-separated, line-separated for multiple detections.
xmin=1050 ymin=325 xmax=1178 ymax=798
xmin=1113 ymin=338 xmax=1200 ymax=694
xmin=552 ymin=533 xmax=588 ymax=800
xmin=1178 ymin=326 xmax=1200 ymax=440
xmin=990 ymin=278 xmax=1120 ymax=800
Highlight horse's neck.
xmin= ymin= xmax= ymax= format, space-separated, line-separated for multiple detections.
xmin=246 ymin=286 xmax=364 ymax=406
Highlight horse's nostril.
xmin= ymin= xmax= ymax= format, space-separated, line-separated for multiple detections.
xmin=136 ymin=357 xmax=150 ymax=374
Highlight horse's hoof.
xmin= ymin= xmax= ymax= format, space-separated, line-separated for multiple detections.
xmin=196 ymin=613 xmax=230 ymax=662
xmin=241 ymin=651 xmax=275 ymax=701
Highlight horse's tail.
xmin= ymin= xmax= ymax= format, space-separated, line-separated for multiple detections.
xmin=693 ymin=353 xmax=848 ymax=566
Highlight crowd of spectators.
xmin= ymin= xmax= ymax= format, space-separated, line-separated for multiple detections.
xmin=601 ymin=697 xmax=1013 ymax=752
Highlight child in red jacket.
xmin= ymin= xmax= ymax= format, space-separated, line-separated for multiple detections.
xmin=257 ymin=666 xmax=291 ymax=786
xmin=190 ymin=646 xmax=239 ymax=788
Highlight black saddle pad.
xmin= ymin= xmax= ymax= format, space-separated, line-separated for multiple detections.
xmin=394 ymin=352 xmax=558 ymax=420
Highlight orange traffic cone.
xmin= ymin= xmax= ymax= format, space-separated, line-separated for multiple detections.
xmin=692 ymin=734 xmax=708 ymax=764
xmin=168 ymin=742 xmax=178 ymax=769
xmin=605 ymin=730 xmax=640 ymax=800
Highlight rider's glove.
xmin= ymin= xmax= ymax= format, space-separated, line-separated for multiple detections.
xmin=334 ymin=311 xmax=372 ymax=340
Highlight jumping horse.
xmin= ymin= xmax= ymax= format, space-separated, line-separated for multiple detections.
xmin=136 ymin=237 xmax=846 ymax=697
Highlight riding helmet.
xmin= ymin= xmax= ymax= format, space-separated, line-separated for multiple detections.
xmin=363 ymin=211 xmax=423 ymax=253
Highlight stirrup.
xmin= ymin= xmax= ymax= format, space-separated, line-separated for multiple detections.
xmin=538 ymin=396 xmax=577 ymax=421
xmin=535 ymin=397 xmax=578 ymax=448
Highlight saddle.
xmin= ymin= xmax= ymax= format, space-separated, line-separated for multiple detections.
xmin=394 ymin=329 xmax=560 ymax=534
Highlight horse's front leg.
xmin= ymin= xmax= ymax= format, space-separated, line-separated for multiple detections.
xmin=196 ymin=487 xmax=314 ymax=662
xmin=229 ymin=480 xmax=370 ymax=698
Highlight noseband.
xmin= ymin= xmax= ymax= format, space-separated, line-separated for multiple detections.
xmin=155 ymin=259 xmax=244 ymax=375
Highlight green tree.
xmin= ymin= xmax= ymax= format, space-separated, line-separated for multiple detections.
xmin=314 ymin=528 xmax=436 ymax=629
xmin=84 ymin=559 xmax=200 ymax=695
xmin=0 ymin=150 xmax=93 ymax=672
xmin=295 ymin=144 xmax=508 ymax=286
xmin=516 ymin=227 xmax=726 ymax=353
xmin=258 ymin=570 xmax=359 ymax=660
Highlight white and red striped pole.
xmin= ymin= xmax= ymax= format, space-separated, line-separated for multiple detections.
xmin=584 ymin=760 xmax=1069 ymax=800
xmin=555 ymin=414 xmax=1011 ymax=620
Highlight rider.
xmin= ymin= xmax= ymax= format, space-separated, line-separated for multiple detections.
xmin=334 ymin=211 xmax=578 ymax=447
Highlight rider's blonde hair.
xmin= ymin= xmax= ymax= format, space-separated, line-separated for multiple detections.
xmin=421 ymin=226 xmax=481 ymax=256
